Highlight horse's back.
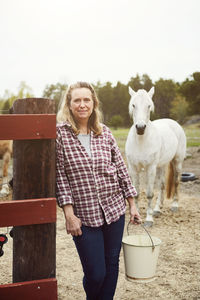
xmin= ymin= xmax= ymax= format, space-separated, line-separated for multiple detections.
xmin=153 ymin=118 xmax=186 ymax=161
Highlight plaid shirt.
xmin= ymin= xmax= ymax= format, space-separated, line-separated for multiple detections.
xmin=56 ymin=123 xmax=137 ymax=227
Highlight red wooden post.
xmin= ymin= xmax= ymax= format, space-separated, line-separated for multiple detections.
xmin=12 ymin=98 xmax=56 ymax=283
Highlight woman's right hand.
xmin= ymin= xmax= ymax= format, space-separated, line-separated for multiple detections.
xmin=65 ymin=214 xmax=82 ymax=236
xmin=63 ymin=204 xmax=82 ymax=236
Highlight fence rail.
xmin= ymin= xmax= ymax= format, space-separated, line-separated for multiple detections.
xmin=0 ymin=198 xmax=56 ymax=227
xmin=0 ymin=278 xmax=57 ymax=300
xmin=0 ymin=114 xmax=56 ymax=140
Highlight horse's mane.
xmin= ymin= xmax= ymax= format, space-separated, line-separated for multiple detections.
xmin=137 ymin=89 xmax=147 ymax=96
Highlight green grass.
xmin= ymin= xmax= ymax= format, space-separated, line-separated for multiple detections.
xmin=183 ymin=122 xmax=200 ymax=147
xmin=110 ymin=122 xmax=200 ymax=152
xmin=110 ymin=128 xmax=129 ymax=154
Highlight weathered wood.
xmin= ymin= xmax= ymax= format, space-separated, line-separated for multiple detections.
xmin=12 ymin=98 xmax=56 ymax=283
xmin=0 ymin=198 xmax=56 ymax=227
xmin=0 ymin=278 xmax=58 ymax=300
xmin=0 ymin=114 xmax=56 ymax=140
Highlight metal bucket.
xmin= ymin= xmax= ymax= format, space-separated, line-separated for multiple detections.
xmin=122 ymin=222 xmax=161 ymax=283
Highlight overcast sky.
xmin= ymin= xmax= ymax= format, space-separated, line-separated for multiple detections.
xmin=0 ymin=0 xmax=200 ymax=97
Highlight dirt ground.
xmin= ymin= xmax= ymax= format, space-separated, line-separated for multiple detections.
xmin=0 ymin=147 xmax=200 ymax=300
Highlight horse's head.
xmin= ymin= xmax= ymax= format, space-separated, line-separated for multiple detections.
xmin=128 ymin=87 xmax=154 ymax=135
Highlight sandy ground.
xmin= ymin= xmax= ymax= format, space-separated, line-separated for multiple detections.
xmin=0 ymin=147 xmax=200 ymax=300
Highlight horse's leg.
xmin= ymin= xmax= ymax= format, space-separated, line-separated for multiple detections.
xmin=0 ymin=152 xmax=11 ymax=196
xmin=153 ymin=166 xmax=165 ymax=217
xmin=171 ymin=159 xmax=182 ymax=212
xmin=145 ymin=165 xmax=156 ymax=227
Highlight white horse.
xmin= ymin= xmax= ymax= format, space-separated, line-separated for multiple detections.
xmin=0 ymin=140 xmax=12 ymax=196
xmin=125 ymin=87 xmax=186 ymax=226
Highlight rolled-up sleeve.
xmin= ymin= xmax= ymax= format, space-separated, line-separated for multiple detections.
xmin=109 ymin=130 xmax=137 ymax=199
xmin=56 ymin=128 xmax=74 ymax=207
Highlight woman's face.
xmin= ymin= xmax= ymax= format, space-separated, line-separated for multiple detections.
xmin=70 ymin=88 xmax=94 ymax=124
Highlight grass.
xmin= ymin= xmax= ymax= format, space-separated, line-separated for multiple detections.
xmin=183 ymin=122 xmax=200 ymax=147
xmin=110 ymin=128 xmax=129 ymax=154
xmin=110 ymin=122 xmax=200 ymax=153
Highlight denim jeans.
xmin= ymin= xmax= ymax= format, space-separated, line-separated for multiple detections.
xmin=73 ymin=214 xmax=125 ymax=300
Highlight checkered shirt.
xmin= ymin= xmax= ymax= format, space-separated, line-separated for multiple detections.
xmin=56 ymin=123 xmax=137 ymax=227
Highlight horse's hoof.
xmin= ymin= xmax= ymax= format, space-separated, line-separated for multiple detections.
xmin=144 ymin=221 xmax=153 ymax=227
xmin=171 ymin=206 xmax=178 ymax=212
xmin=153 ymin=210 xmax=161 ymax=217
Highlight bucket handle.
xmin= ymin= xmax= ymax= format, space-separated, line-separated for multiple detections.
xmin=127 ymin=220 xmax=155 ymax=251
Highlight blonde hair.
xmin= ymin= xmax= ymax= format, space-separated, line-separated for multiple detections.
xmin=57 ymin=82 xmax=103 ymax=136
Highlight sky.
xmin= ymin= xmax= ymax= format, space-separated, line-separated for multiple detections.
xmin=0 ymin=0 xmax=200 ymax=97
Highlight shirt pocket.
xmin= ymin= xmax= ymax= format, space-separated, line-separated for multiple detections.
xmin=103 ymin=162 xmax=119 ymax=184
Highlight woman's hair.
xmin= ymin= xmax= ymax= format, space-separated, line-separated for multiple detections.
xmin=57 ymin=82 xmax=103 ymax=135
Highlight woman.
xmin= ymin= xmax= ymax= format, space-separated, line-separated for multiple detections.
xmin=56 ymin=82 xmax=141 ymax=300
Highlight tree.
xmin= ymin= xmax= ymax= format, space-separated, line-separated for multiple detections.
xmin=109 ymin=115 xmax=123 ymax=129
xmin=17 ymin=81 xmax=33 ymax=100
xmin=0 ymin=100 xmax=4 ymax=111
xmin=127 ymin=73 xmax=153 ymax=91
xmin=154 ymin=79 xmax=177 ymax=118
xmin=42 ymin=83 xmax=68 ymax=112
xmin=127 ymin=74 xmax=143 ymax=91
xmin=2 ymin=100 xmax=10 ymax=114
xmin=96 ymin=82 xmax=114 ymax=123
xmin=179 ymin=72 xmax=200 ymax=115
xmin=170 ymin=95 xmax=189 ymax=124
xmin=0 ymin=81 xmax=34 ymax=113
xmin=141 ymin=74 xmax=153 ymax=91
xmin=113 ymin=82 xmax=129 ymax=123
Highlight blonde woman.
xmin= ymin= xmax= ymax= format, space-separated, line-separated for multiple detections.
xmin=56 ymin=82 xmax=140 ymax=300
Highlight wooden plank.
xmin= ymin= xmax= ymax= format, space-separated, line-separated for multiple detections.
xmin=12 ymin=98 xmax=56 ymax=283
xmin=0 ymin=278 xmax=57 ymax=300
xmin=0 ymin=114 xmax=56 ymax=140
xmin=0 ymin=198 xmax=57 ymax=227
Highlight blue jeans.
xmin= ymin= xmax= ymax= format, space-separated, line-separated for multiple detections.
xmin=73 ymin=214 xmax=125 ymax=300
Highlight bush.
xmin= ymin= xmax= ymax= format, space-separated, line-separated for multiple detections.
xmin=109 ymin=115 xmax=123 ymax=129
xmin=170 ymin=95 xmax=189 ymax=124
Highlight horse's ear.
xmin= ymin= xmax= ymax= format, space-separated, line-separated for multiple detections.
xmin=129 ymin=86 xmax=136 ymax=97
xmin=148 ymin=87 xmax=154 ymax=98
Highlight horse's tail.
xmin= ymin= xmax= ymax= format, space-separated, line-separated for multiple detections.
xmin=166 ymin=161 xmax=175 ymax=199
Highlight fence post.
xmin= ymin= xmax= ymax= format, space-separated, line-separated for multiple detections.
xmin=12 ymin=98 xmax=56 ymax=283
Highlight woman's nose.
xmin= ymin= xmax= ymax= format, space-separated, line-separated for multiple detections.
xmin=80 ymin=100 xmax=85 ymax=107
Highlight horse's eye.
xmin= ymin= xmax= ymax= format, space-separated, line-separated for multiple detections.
xmin=132 ymin=104 xmax=135 ymax=108
xmin=148 ymin=105 xmax=151 ymax=109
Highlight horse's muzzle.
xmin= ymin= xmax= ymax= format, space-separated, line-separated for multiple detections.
xmin=136 ymin=124 xmax=146 ymax=135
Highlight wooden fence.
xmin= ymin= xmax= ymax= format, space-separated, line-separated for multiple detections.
xmin=0 ymin=98 xmax=57 ymax=300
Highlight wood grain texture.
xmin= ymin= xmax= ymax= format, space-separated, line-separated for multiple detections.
xmin=0 ymin=114 xmax=56 ymax=140
xmin=0 ymin=198 xmax=56 ymax=227
xmin=0 ymin=278 xmax=57 ymax=300
xmin=12 ymin=98 xmax=56 ymax=283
